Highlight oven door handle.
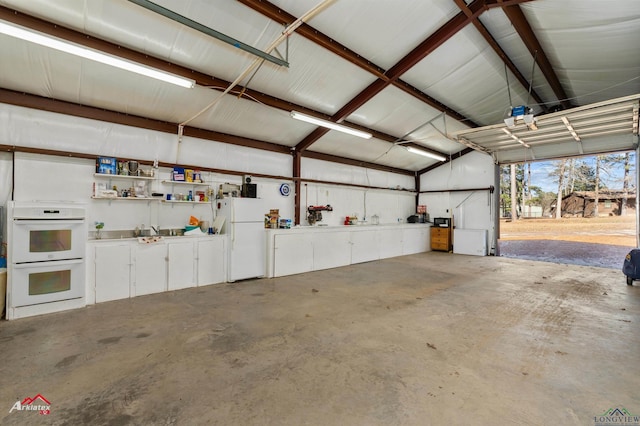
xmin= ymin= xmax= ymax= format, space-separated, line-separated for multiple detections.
xmin=12 ymin=258 xmax=84 ymax=268
xmin=13 ymin=219 xmax=85 ymax=225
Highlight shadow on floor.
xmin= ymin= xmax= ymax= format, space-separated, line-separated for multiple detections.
xmin=498 ymin=239 xmax=634 ymax=269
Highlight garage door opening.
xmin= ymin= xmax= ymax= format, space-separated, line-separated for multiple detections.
xmin=497 ymin=152 xmax=637 ymax=269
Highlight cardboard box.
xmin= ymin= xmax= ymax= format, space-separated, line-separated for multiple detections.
xmin=172 ymin=167 xmax=185 ymax=181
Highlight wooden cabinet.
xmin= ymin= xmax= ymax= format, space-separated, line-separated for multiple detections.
xmin=430 ymin=226 xmax=452 ymax=252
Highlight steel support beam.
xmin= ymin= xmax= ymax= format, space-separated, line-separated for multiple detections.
xmin=501 ymin=4 xmax=572 ymax=109
xmin=293 ymin=151 xmax=302 ymax=225
xmin=418 ymin=148 xmax=475 ymax=175
xmin=127 ymin=0 xmax=289 ymax=67
xmin=453 ymin=0 xmax=546 ymax=109
xmin=0 ymin=6 xmax=434 ymax=172
xmin=292 ymin=0 xmax=490 ymax=153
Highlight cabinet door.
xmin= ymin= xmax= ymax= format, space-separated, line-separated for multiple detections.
xmin=274 ymin=233 xmax=313 ymax=277
xmin=133 ymin=243 xmax=167 ymax=296
xmin=403 ymin=227 xmax=429 ymax=254
xmin=350 ymin=230 xmax=380 ymax=264
xmin=197 ymin=238 xmax=225 ymax=286
xmin=167 ymin=240 xmax=196 ymax=291
xmin=313 ymin=231 xmax=351 ymax=271
xmin=378 ymin=228 xmax=403 ymax=259
xmin=95 ymin=243 xmax=131 ymax=303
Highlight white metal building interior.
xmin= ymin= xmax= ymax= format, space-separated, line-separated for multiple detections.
xmin=0 ymin=1 xmax=639 ymax=424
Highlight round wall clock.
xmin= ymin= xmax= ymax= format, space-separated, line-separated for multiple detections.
xmin=279 ymin=183 xmax=291 ymax=196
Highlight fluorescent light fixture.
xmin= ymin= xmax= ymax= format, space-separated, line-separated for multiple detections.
xmin=0 ymin=21 xmax=196 ymax=89
xmin=290 ymin=111 xmax=372 ymax=139
xmin=406 ymin=146 xmax=446 ymax=161
xmin=501 ymin=128 xmax=530 ymax=148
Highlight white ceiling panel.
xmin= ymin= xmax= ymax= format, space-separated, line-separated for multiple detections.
xmin=229 ymin=34 xmax=379 ymax=115
xmin=187 ymin=96 xmax=307 ymax=146
xmin=347 ymin=86 xmax=444 ymax=138
xmin=521 ymin=0 xmax=640 ymax=105
xmin=269 ymin=0 xmax=460 ymax=69
xmin=309 ymin=132 xmax=437 ymax=172
xmin=401 ymin=26 xmax=533 ymax=127
xmin=478 ymin=8 xmax=557 ymax=111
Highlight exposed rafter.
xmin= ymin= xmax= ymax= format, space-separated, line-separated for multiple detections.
xmin=291 ymin=0 xmax=499 ymax=153
xmin=238 ymin=0 xmax=476 ymax=125
xmin=0 ymin=6 xmax=440 ymax=171
xmin=452 ymin=0 xmax=546 ymax=109
xmin=0 ymin=88 xmax=420 ymax=176
xmin=419 ymin=148 xmax=475 ymax=175
xmin=500 ymin=3 xmax=573 ymax=109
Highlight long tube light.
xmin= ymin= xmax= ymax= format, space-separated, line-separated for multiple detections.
xmin=0 ymin=21 xmax=196 ymax=89
xmin=290 ymin=111 xmax=372 ymax=139
xmin=406 ymin=146 xmax=446 ymax=161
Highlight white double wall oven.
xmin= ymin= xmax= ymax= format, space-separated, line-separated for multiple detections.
xmin=7 ymin=202 xmax=87 ymax=319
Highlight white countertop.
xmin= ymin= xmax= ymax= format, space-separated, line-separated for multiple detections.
xmin=266 ymin=223 xmax=430 ymax=234
xmin=88 ymin=234 xmax=225 ymax=242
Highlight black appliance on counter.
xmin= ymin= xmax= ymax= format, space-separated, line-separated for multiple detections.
xmin=433 ymin=217 xmax=451 ymax=228
xmin=242 ymin=183 xmax=257 ymax=198
xmin=242 ymin=175 xmax=257 ymax=198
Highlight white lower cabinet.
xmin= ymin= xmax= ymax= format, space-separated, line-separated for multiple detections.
xmin=378 ymin=228 xmax=404 ymax=259
xmin=403 ymin=227 xmax=429 ymax=254
xmin=274 ymin=233 xmax=314 ymax=277
xmin=350 ymin=230 xmax=380 ymax=264
xmin=167 ymin=240 xmax=196 ymax=291
xmin=91 ymin=236 xmax=226 ymax=304
xmin=197 ymin=238 xmax=225 ymax=286
xmin=267 ymin=225 xmax=430 ymax=278
xmin=132 ymin=243 xmax=168 ymax=297
xmin=95 ymin=243 xmax=132 ymax=303
xmin=313 ymin=231 xmax=351 ymax=270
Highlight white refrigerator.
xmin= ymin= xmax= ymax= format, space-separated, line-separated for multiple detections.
xmin=217 ymin=198 xmax=266 ymax=282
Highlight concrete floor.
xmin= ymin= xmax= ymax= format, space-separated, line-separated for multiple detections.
xmin=1 ymin=253 xmax=639 ymax=425
xmin=499 ymin=239 xmax=632 ymax=269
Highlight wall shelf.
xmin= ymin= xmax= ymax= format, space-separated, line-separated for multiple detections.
xmin=161 ymin=200 xmax=209 ymax=204
xmin=95 ymin=173 xmax=155 ymax=180
xmin=91 ymin=196 xmax=156 ymax=201
xmin=161 ymin=180 xmax=209 ymax=186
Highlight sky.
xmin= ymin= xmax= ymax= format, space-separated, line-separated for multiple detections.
xmin=523 ymin=152 xmax=636 ymax=193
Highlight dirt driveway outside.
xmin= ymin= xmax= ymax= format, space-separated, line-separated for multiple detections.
xmin=498 ymin=216 xmax=636 ymax=269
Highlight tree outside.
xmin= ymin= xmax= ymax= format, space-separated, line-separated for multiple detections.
xmin=500 ymin=151 xmax=636 ymax=219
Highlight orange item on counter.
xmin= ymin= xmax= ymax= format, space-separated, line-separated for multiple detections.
xmin=189 ymin=215 xmax=199 ymax=226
